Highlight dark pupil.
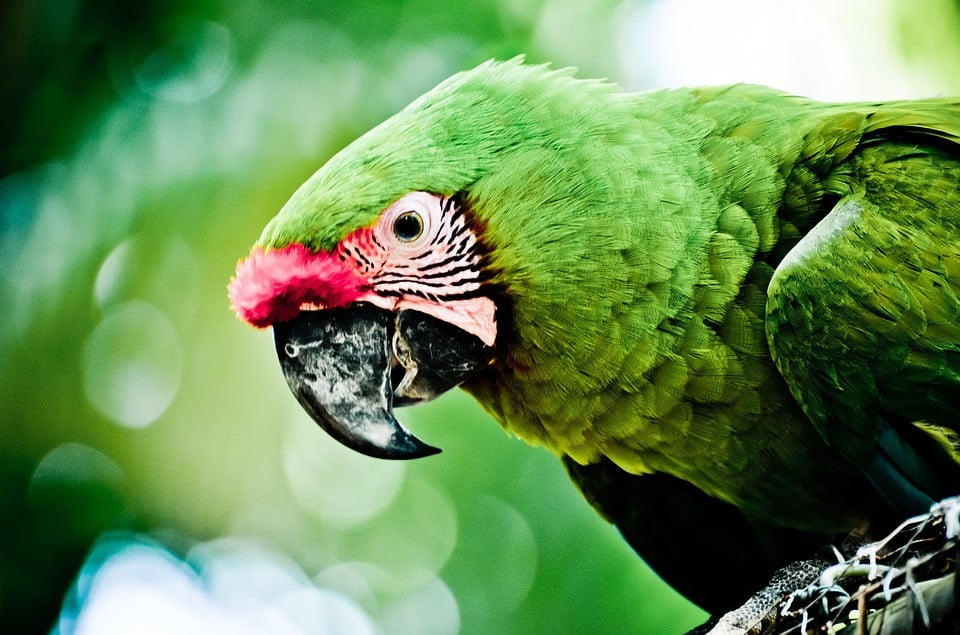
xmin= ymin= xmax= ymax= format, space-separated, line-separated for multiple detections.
xmin=393 ymin=212 xmax=423 ymax=241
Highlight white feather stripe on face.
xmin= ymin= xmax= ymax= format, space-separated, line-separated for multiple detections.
xmin=334 ymin=192 xmax=497 ymax=346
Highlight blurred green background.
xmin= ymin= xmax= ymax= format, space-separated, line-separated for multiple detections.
xmin=2 ymin=0 xmax=959 ymax=633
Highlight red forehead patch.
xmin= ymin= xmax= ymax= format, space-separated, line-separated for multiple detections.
xmin=228 ymin=243 xmax=369 ymax=327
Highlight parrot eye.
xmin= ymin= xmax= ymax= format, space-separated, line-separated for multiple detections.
xmin=376 ymin=192 xmax=440 ymax=252
xmin=393 ymin=211 xmax=424 ymax=242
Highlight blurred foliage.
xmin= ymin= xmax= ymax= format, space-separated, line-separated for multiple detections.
xmin=892 ymin=0 xmax=960 ymax=91
xmin=0 ymin=0 xmax=217 ymax=175
xmin=2 ymin=0 xmax=959 ymax=633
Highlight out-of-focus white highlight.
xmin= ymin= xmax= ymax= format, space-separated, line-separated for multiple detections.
xmin=56 ymin=536 xmax=376 ymax=635
xmin=617 ymin=0 xmax=938 ymax=101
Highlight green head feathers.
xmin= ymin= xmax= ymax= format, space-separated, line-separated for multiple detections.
xmin=257 ymin=57 xmax=636 ymax=253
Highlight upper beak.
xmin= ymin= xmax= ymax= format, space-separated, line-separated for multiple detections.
xmin=272 ymin=303 xmax=493 ymax=459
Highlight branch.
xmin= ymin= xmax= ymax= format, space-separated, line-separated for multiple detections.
xmin=691 ymin=497 xmax=960 ymax=635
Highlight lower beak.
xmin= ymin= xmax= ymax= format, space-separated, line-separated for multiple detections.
xmin=272 ymin=303 xmax=493 ymax=459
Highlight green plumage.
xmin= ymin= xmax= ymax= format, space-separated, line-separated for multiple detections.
xmin=256 ymin=59 xmax=960 ymax=611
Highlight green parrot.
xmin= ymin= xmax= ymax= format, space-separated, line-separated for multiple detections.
xmin=229 ymin=58 xmax=960 ymax=613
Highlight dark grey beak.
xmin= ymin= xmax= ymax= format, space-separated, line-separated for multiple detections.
xmin=273 ymin=304 xmax=493 ymax=459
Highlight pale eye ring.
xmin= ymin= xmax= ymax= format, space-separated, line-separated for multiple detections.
xmin=393 ymin=211 xmax=424 ymax=242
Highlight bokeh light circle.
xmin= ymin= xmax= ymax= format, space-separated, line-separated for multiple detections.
xmin=94 ymin=235 xmax=201 ymax=327
xmin=134 ymin=20 xmax=235 ymax=103
xmin=338 ymin=476 xmax=458 ymax=589
xmin=82 ymin=301 xmax=182 ymax=428
xmin=380 ymin=574 xmax=460 ymax=635
xmin=30 ymin=443 xmax=124 ymax=492
xmin=282 ymin=416 xmax=406 ymax=528
xmin=453 ymin=496 xmax=538 ymax=616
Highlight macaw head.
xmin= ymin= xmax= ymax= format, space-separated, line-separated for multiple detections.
xmin=229 ymin=58 xmax=636 ymax=459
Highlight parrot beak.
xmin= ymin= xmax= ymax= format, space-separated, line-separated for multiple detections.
xmin=272 ymin=303 xmax=493 ymax=459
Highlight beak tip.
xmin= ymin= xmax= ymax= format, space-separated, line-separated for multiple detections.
xmin=418 ymin=444 xmax=443 ymax=459
xmin=401 ymin=444 xmax=443 ymax=460
xmin=353 ymin=422 xmax=442 ymax=460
